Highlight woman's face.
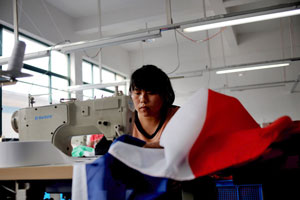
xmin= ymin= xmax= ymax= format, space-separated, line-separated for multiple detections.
xmin=131 ymin=89 xmax=164 ymax=118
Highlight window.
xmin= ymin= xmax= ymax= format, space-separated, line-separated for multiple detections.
xmin=2 ymin=29 xmax=49 ymax=71
xmin=0 ymin=26 xmax=70 ymax=138
xmin=93 ymin=66 xmax=100 ymax=84
xmin=102 ymin=68 xmax=115 ymax=92
xmin=51 ymin=76 xmax=69 ymax=104
xmin=82 ymin=61 xmax=93 ymax=84
xmin=51 ymin=50 xmax=69 ymax=77
xmin=1 ymin=27 xmax=70 ymax=104
xmin=102 ymin=68 xmax=126 ymax=95
xmin=116 ymin=74 xmax=126 ymax=94
xmin=82 ymin=60 xmax=127 ymax=100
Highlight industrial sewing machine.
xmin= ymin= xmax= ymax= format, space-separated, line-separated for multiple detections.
xmin=11 ymin=94 xmax=135 ymax=156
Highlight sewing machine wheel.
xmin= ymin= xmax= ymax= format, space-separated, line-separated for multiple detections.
xmin=11 ymin=110 xmax=19 ymax=133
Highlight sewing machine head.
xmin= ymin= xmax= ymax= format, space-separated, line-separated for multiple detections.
xmin=11 ymin=94 xmax=135 ymax=156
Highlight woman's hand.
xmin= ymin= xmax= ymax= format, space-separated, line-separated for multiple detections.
xmin=143 ymin=141 xmax=163 ymax=148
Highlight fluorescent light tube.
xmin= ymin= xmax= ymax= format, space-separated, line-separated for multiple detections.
xmin=216 ymin=63 xmax=290 ymax=74
xmin=54 ymin=30 xmax=161 ymax=53
xmin=67 ymin=80 xmax=129 ymax=92
xmin=183 ymin=6 xmax=300 ymax=32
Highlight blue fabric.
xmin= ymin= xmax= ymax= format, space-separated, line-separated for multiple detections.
xmin=86 ymin=135 xmax=169 ymax=200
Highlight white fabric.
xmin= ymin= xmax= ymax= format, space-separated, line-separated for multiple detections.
xmin=72 ymin=163 xmax=88 ymax=200
xmin=109 ymin=88 xmax=209 ymax=180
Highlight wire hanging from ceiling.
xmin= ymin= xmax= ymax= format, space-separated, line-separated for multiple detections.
xmin=202 ymin=0 xmax=212 ymax=88
xmin=84 ymin=49 xmax=102 ymax=59
xmin=176 ymin=27 xmax=226 ymax=44
xmin=16 ymin=1 xmax=46 ymax=40
xmin=166 ymin=0 xmax=181 ymax=75
xmin=288 ymin=17 xmax=295 ymax=58
xmin=84 ymin=0 xmax=102 ymax=60
xmin=167 ymin=29 xmax=181 ymax=75
xmin=220 ymin=28 xmax=229 ymax=91
xmin=280 ymin=18 xmax=286 ymax=82
xmin=40 ymin=0 xmax=65 ymax=42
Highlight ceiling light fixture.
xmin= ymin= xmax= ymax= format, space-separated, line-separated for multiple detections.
xmin=182 ymin=3 xmax=300 ymax=32
xmin=53 ymin=30 xmax=161 ymax=54
xmin=216 ymin=63 xmax=290 ymax=74
xmin=66 ymin=80 xmax=129 ymax=92
xmin=2 ymin=2 xmax=299 ymax=66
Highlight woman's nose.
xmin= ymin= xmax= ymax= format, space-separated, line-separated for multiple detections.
xmin=139 ymin=91 xmax=147 ymax=102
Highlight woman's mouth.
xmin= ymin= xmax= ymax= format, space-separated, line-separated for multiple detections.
xmin=139 ymin=106 xmax=148 ymax=111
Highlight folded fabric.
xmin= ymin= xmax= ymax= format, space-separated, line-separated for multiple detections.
xmin=72 ymin=136 xmax=171 ymax=200
xmin=109 ymin=88 xmax=298 ymax=180
xmin=72 ymin=145 xmax=95 ymax=157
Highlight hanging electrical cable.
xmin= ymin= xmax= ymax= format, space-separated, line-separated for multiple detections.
xmin=167 ymin=29 xmax=181 ymax=75
xmin=139 ymin=41 xmax=145 ymax=66
xmin=288 ymin=16 xmax=295 ymax=88
xmin=84 ymin=0 xmax=103 ymax=60
xmin=168 ymin=0 xmax=226 ymax=75
xmin=176 ymin=27 xmax=226 ymax=44
xmin=97 ymin=0 xmax=103 ymax=83
xmin=220 ymin=29 xmax=229 ymax=90
xmin=84 ymin=49 xmax=102 ymax=59
xmin=165 ymin=0 xmax=181 ymax=75
xmin=280 ymin=18 xmax=286 ymax=82
xmin=288 ymin=17 xmax=295 ymax=58
xmin=202 ymin=0 xmax=213 ymax=87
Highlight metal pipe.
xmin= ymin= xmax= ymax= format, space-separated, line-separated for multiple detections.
xmin=165 ymin=0 xmax=173 ymax=24
xmin=13 ymin=0 xmax=19 ymax=42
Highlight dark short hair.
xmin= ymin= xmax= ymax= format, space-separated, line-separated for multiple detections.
xmin=129 ymin=65 xmax=175 ymax=107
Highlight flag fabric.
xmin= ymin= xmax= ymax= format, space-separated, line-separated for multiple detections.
xmin=72 ymin=135 xmax=175 ymax=200
xmin=109 ymin=88 xmax=297 ymax=179
xmin=72 ymin=88 xmax=299 ymax=199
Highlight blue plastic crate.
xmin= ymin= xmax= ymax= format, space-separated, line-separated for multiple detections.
xmin=44 ymin=192 xmax=66 ymax=200
xmin=216 ymin=180 xmax=263 ymax=200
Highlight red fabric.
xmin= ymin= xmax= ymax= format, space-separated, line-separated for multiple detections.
xmin=90 ymin=134 xmax=104 ymax=142
xmin=89 ymin=134 xmax=104 ymax=148
xmin=188 ymin=89 xmax=297 ymax=177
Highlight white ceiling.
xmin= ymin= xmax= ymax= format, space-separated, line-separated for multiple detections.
xmin=43 ymin=0 xmax=300 ymax=51
xmin=1 ymin=0 xmax=298 ymax=119
xmin=45 ymin=0 xmax=294 ymax=19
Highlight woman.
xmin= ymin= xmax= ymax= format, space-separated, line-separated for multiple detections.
xmin=129 ymin=65 xmax=179 ymax=148
xmin=129 ymin=65 xmax=182 ymax=199
xmin=129 ymin=65 xmax=217 ymax=199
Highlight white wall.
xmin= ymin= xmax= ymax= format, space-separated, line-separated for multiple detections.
xmin=226 ymin=86 xmax=300 ymax=124
xmin=129 ymin=17 xmax=300 ymax=124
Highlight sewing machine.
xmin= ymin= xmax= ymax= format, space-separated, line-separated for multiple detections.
xmin=11 ymin=94 xmax=135 ymax=156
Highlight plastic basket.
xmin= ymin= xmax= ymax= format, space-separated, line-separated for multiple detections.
xmin=216 ymin=180 xmax=263 ymax=200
